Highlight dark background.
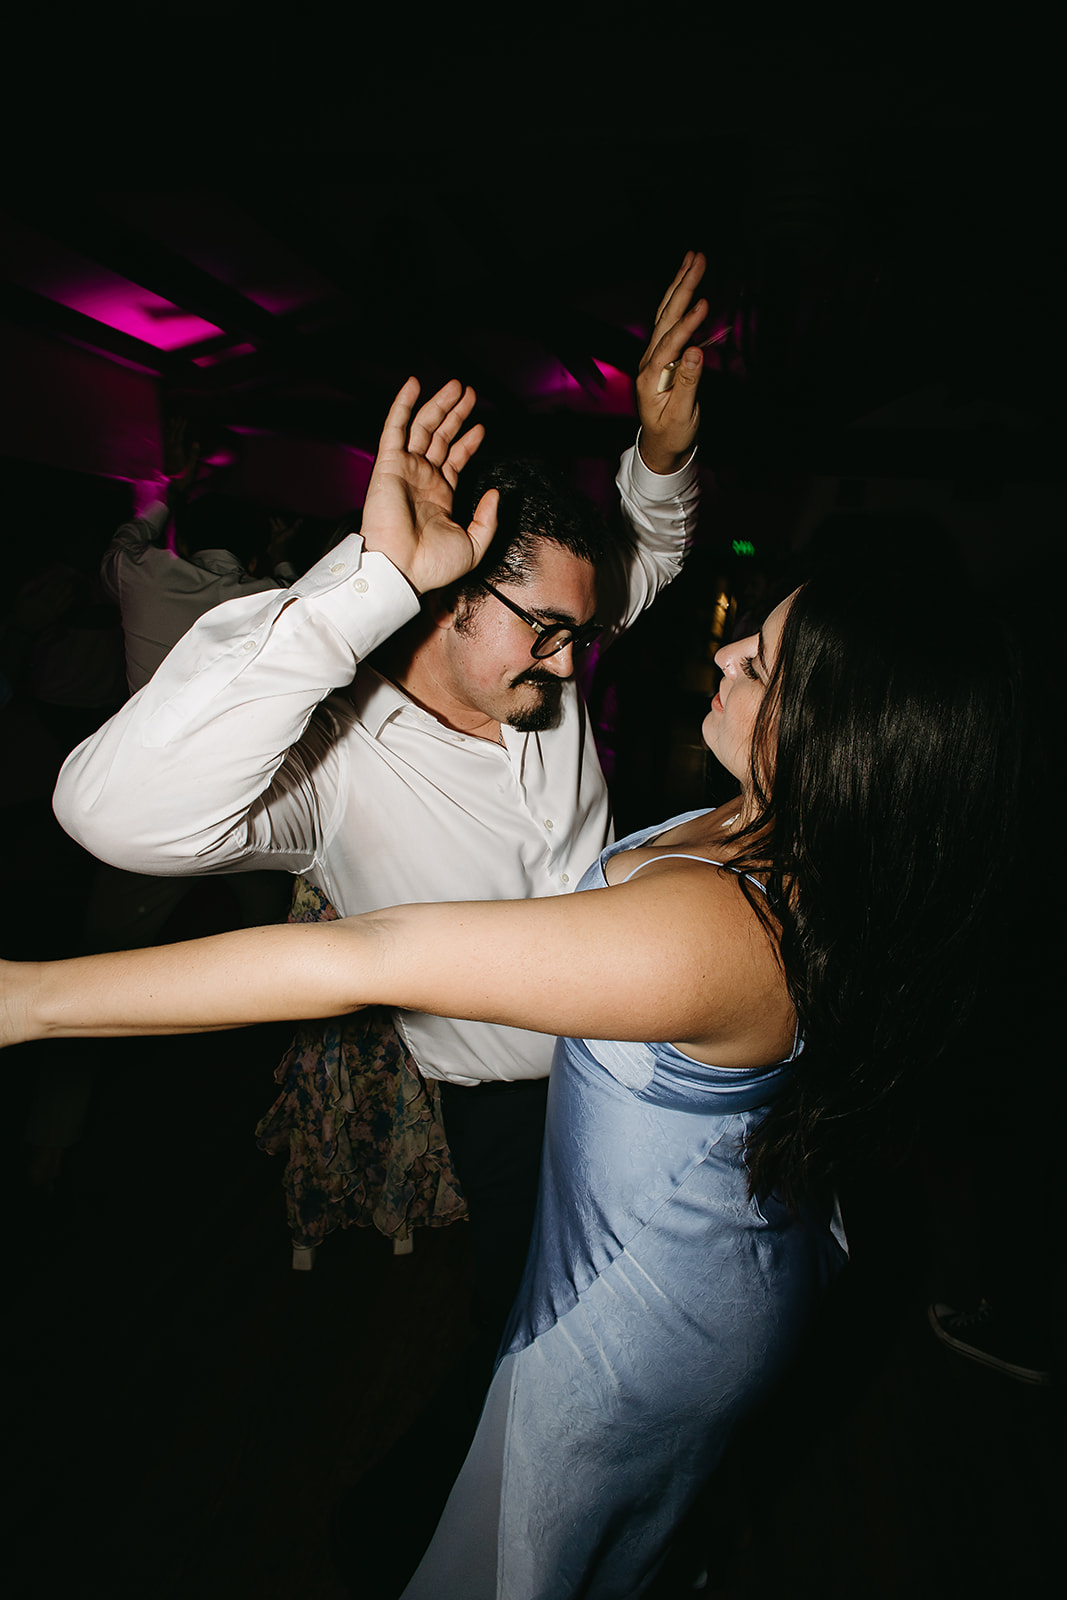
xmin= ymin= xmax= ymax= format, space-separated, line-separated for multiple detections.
xmin=3 ymin=18 xmax=1063 ymax=507
xmin=1 ymin=15 xmax=1060 ymax=1597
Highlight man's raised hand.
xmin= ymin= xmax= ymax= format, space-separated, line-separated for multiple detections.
xmin=360 ymin=378 xmax=498 ymax=595
xmin=635 ymin=251 xmax=707 ymax=474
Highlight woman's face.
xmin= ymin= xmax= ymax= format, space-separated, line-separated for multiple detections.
xmin=702 ymin=592 xmax=794 ymax=786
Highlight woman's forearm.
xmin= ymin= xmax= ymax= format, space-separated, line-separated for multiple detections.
xmin=4 ymin=865 xmax=778 ymax=1059
xmin=2 ymin=920 xmax=381 ymax=1048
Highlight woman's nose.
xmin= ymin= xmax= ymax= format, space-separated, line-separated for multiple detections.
xmin=715 ymin=634 xmax=757 ymax=675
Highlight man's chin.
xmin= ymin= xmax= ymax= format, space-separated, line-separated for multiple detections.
xmin=505 ymin=682 xmax=563 ymax=733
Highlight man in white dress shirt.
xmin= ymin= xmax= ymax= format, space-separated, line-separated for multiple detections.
xmin=54 ymin=256 xmax=708 ymax=1339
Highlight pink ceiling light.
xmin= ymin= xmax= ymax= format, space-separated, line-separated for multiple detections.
xmin=1 ymin=212 xmax=224 ymax=351
xmin=57 ymin=276 xmax=224 ymax=351
xmin=530 ymin=359 xmax=635 ymax=415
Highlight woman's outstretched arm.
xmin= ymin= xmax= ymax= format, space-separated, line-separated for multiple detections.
xmin=1 ymin=918 xmax=387 ymax=1047
xmin=3 ymin=862 xmax=789 ymax=1064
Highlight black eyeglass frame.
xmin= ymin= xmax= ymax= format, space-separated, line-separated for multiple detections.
xmin=476 ymin=579 xmax=600 ymax=659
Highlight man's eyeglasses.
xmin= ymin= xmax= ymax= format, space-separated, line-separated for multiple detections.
xmin=477 ymin=580 xmax=600 ymax=660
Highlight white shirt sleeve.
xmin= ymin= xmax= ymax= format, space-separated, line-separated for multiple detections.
xmin=53 ymin=535 xmax=420 ymax=876
xmin=602 ymin=436 xmax=698 ymax=641
xmin=99 ymin=501 xmax=171 ymax=605
xmin=55 ymin=445 xmax=698 ymax=882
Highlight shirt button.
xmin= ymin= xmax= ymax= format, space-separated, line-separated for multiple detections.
xmin=330 ymin=561 xmax=346 ymax=576
xmin=352 ymin=577 xmax=369 ymax=593
xmin=560 ymin=873 xmax=570 ymax=884
xmin=416 ymin=709 xmax=428 ymax=721
xmin=544 ymin=818 xmax=554 ymax=830
xmin=242 ymin=639 xmax=256 ymax=652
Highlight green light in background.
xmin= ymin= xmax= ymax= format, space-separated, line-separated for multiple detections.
xmin=732 ymin=539 xmax=756 ymax=557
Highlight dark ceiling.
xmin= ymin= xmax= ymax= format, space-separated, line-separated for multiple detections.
xmin=2 ymin=25 xmax=1061 ymax=487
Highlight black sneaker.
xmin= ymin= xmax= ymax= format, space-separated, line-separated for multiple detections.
xmin=928 ymin=1299 xmax=1051 ymax=1385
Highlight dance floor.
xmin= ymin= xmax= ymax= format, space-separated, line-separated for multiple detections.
xmin=3 ymin=975 xmax=1056 ymax=1598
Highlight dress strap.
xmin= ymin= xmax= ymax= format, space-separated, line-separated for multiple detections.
xmin=619 ymin=852 xmax=767 ymax=895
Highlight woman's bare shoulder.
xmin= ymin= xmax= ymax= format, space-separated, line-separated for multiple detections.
xmin=602 ymin=850 xmax=794 ymax=1068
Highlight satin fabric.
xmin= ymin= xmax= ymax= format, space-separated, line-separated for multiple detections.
xmin=402 ymin=814 xmax=848 ymax=1599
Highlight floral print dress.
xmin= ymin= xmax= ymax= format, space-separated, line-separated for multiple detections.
xmin=254 ymin=877 xmax=467 ymax=1248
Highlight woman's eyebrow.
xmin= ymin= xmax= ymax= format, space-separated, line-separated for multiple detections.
xmin=756 ymin=630 xmax=767 ymax=671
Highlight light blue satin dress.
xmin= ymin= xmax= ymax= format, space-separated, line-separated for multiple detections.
xmin=402 ymin=813 xmax=848 ymax=1599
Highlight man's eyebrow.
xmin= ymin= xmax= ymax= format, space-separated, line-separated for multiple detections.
xmin=529 ymin=604 xmax=584 ymax=628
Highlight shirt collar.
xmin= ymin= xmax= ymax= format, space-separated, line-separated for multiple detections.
xmin=192 ymin=548 xmax=251 ymax=578
xmin=349 ymin=666 xmax=535 ymax=750
xmin=349 ymin=665 xmax=432 ymax=739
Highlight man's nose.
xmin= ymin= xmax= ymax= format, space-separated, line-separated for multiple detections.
xmin=542 ymin=642 xmax=576 ymax=678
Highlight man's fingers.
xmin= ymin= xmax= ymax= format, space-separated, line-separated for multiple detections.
xmin=653 ymin=251 xmax=696 ymax=323
xmin=378 ymin=378 xmax=479 ymax=475
xmin=641 ymin=297 xmax=708 ymax=384
xmin=407 ymin=379 xmax=468 ymax=460
xmin=377 ymin=377 xmax=423 ymax=457
xmin=673 ymin=347 xmax=704 ymax=390
xmin=467 ymin=488 xmax=499 ymax=564
xmin=444 ymin=420 xmax=485 ymax=482
xmin=652 ymin=250 xmax=707 ymax=329
xmin=641 ymin=251 xmax=708 ymax=398
xmin=414 ymin=489 xmax=497 ymax=587
xmin=424 ymin=385 xmax=478 ymax=468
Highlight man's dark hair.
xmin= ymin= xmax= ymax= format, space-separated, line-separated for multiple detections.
xmin=449 ymin=459 xmax=606 ymax=605
xmin=175 ymin=494 xmax=272 ymax=571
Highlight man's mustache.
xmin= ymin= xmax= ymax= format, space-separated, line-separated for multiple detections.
xmin=511 ymin=667 xmax=565 ymax=691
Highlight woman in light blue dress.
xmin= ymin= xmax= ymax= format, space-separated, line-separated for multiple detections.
xmin=398 ymin=813 xmax=848 ymax=1600
xmin=3 ymin=382 xmax=1024 ymax=1598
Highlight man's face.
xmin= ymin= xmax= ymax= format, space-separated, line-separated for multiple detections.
xmin=446 ymin=542 xmax=598 ymax=734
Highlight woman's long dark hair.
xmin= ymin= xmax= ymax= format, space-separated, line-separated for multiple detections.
xmin=730 ymin=567 xmax=1026 ymax=1204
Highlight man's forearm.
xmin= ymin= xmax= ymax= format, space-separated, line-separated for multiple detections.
xmin=636 ymin=433 xmax=697 ymax=476
xmin=599 ymin=439 xmax=699 ymax=638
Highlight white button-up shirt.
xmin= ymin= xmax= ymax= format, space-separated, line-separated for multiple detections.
xmin=55 ymin=444 xmax=697 ymax=1084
